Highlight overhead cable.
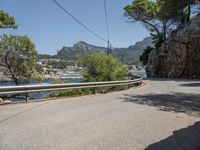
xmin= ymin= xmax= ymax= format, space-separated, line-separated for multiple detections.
xmin=52 ymin=0 xmax=107 ymax=42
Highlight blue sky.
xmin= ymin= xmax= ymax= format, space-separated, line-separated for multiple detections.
xmin=0 ymin=0 xmax=149 ymax=54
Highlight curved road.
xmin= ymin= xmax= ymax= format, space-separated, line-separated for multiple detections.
xmin=0 ymin=79 xmax=200 ymax=150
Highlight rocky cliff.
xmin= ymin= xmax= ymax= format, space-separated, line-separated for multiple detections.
xmin=146 ymin=15 xmax=200 ymax=79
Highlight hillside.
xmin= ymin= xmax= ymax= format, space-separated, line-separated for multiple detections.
xmin=56 ymin=41 xmax=107 ymax=60
xmin=112 ymin=37 xmax=153 ymax=64
xmin=38 ymin=37 xmax=153 ymax=65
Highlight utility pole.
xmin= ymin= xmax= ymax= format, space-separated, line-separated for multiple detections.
xmin=109 ymin=43 xmax=112 ymax=54
xmin=107 ymin=41 xmax=112 ymax=55
xmin=107 ymin=41 xmax=110 ymax=55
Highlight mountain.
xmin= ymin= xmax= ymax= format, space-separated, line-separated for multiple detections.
xmin=38 ymin=37 xmax=153 ymax=65
xmin=56 ymin=41 xmax=107 ymax=60
xmin=112 ymin=37 xmax=153 ymax=64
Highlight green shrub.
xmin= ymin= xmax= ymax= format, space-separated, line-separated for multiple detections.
xmin=49 ymin=88 xmax=92 ymax=97
xmin=81 ymin=53 xmax=128 ymax=82
xmin=139 ymin=46 xmax=153 ymax=65
xmin=49 ymin=78 xmax=93 ymax=97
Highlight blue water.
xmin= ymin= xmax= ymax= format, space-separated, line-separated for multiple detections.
xmin=0 ymin=79 xmax=81 ymax=86
xmin=0 ymin=79 xmax=81 ymax=101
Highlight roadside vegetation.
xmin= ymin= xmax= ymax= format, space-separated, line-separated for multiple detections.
xmin=49 ymin=78 xmax=136 ymax=98
xmin=49 ymin=53 xmax=132 ymax=98
xmin=81 ymin=53 xmax=128 ymax=82
xmin=139 ymin=46 xmax=154 ymax=65
xmin=0 ymin=10 xmax=43 ymax=85
xmin=0 ymin=34 xmax=43 ymax=85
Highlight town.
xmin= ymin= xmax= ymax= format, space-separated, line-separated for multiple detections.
xmin=0 ymin=58 xmax=146 ymax=84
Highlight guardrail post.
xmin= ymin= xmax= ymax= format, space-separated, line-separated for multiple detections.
xmin=25 ymin=93 xmax=29 ymax=103
xmin=93 ymin=87 xmax=97 ymax=94
xmin=128 ymin=81 xmax=131 ymax=89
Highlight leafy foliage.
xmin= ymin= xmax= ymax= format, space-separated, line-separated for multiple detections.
xmin=81 ymin=53 xmax=128 ymax=82
xmin=0 ymin=10 xmax=17 ymax=29
xmin=0 ymin=34 xmax=42 ymax=85
xmin=124 ymin=1 xmax=162 ymax=33
xmin=124 ymin=0 xmax=200 ymax=65
xmin=158 ymin=0 xmax=200 ymax=24
xmin=139 ymin=46 xmax=154 ymax=65
xmin=124 ymin=0 xmax=200 ymax=48
xmin=49 ymin=78 xmax=92 ymax=97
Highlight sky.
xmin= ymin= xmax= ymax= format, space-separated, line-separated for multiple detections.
xmin=0 ymin=0 xmax=149 ymax=55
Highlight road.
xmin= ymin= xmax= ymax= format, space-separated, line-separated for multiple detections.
xmin=0 ymin=79 xmax=200 ymax=150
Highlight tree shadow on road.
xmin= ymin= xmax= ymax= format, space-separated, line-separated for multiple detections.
xmin=145 ymin=121 xmax=200 ymax=150
xmin=179 ymin=83 xmax=200 ymax=87
xmin=146 ymin=78 xmax=200 ymax=82
xmin=120 ymin=92 xmax=200 ymax=116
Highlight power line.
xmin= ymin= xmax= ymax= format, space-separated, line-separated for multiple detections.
xmin=52 ymin=0 xmax=107 ymax=42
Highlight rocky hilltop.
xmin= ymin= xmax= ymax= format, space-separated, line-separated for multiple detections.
xmin=73 ymin=41 xmax=107 ymax=53
xmin=146 ymin=15 xmax=200 ymax=79
xmin=39 ymin=37 xmax=153 ymax=65
xmin=57 ymin=41 xmax=107 ymax=60
xmin=58 ymin=37 xmax=153 ymax=64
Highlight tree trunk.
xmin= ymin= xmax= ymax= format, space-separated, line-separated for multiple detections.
xmin=4 ymin=52 xmax=19 ymax=86
xmin=187 ymin=3 xmax=191 ymax=22
xmin=13 ymin=77 xmax=19 ymax=85
xmin=142 ymin=19 xmax=161 ymax=37
xmin=163 ymin=21 xmax=167 ymax=40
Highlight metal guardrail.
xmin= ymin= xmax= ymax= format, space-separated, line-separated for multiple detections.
xmin=0 ymin=78 xmax=142 ymax=95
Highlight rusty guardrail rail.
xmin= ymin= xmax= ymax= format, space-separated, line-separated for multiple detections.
xmin=0 ymin=78 xmax=142 ymax=102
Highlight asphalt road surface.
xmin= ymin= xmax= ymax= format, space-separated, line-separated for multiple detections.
xmin=0 ymin=79 xmax=200 ymax=150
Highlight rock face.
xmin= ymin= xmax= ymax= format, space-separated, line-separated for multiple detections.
xmin=146 ymin=15 xmax=200 ymax=79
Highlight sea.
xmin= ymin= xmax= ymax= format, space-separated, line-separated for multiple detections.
xmin=0 ymin=71 xmax=146 ymax=101
xmin=0 ymin=79 xmax=81 ymax=101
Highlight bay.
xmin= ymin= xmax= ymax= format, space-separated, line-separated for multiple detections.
xmin=0 ymin=79 xmax=81 ymax=101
